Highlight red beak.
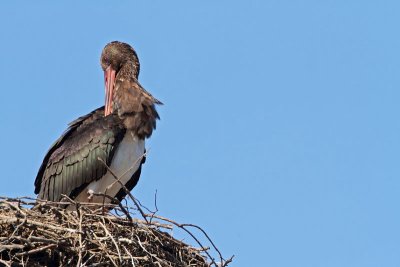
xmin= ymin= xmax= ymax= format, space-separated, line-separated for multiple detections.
xmin=104 ymin=66 xmax=116 ymax=116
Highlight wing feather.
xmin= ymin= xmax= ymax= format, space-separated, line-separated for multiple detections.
xmin=35 ymin=107 xmax=126 ymax=201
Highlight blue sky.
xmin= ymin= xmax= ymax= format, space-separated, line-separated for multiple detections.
xmin=1 ymin=1 xmax=400 ymax=266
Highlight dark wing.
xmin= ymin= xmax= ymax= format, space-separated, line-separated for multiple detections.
xmin=34 ymin=107 xmax=126 ymax=201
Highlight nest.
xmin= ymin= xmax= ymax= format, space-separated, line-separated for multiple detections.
xmin=0 ymin=197 xmax=233 ymax=267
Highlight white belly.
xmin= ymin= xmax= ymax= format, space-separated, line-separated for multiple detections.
xmin=71 ymin=131 xmax=144 ymax=206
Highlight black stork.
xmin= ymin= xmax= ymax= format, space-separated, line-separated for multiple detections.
xmin=34 ymin=41 xmax=162 ymax=205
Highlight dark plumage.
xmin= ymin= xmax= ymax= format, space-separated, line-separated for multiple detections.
xmin=35 ymin=41 xmax=161 ymax=203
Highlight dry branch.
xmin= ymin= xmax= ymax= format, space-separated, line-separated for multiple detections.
xmin=0 ymin=197 xmax=233 ymax=266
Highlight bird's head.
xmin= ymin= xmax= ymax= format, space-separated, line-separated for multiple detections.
xmin=101 ymin=41 xmax=141 ymax=116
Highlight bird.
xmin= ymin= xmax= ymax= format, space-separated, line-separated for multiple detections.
xmin=34 ymin=41 xmax=162 ymax=206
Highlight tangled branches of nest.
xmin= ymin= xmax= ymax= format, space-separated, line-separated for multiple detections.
xmin=0 ymin=197 xmax=233 ymax=267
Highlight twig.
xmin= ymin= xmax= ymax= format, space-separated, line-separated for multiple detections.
xmin=0 ymin=215 xmax=79 ymax=233
xmin=0 ymin=196 xmax=232 ymax=266
xmin=91 ymin=192 xmax=132 ymax=221
xmin=77 ymin=210 xmax=83 ymax=267
xmin=97 ymin=158 xmax=149 ymax=223
xmin=145 ymin=214 xmax=227 ymax=266
xmin=15 ymin=243 xmax=57 ymax=256
xmin=0 ymin=259 xmax=11 ymax=267
xmin=100 ymin=217 xmax=122 ymax=264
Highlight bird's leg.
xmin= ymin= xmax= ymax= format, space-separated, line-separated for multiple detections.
xmin=87 ymin=189 xmax=95 ymax=200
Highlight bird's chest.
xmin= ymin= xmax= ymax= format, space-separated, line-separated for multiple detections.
xmin=110 ymin=131 xmax=145 ymax=175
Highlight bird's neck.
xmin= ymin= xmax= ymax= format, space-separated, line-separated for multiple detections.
xmin=117 ymin=62 xmax=139 ymax=80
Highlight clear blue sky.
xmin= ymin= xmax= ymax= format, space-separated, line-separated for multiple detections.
xmin=1 ymin=1 xmax=399 ymax=266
